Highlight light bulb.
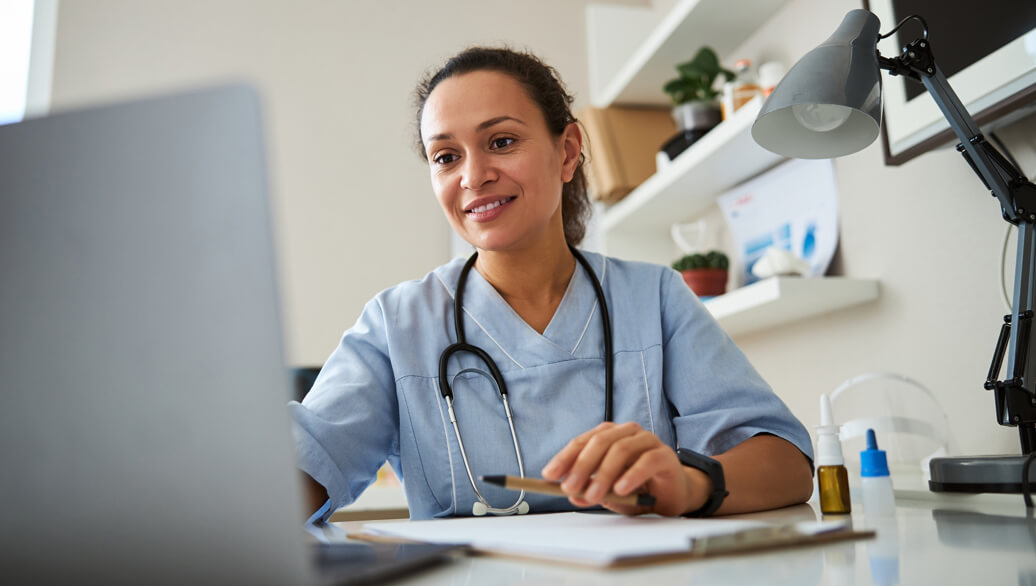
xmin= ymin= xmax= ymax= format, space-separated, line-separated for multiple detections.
xmin=792 ymin=103 xmax=853 ymax=132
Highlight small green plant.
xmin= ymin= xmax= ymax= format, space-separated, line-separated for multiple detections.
xmin=671 ymin=251 xmax=729 ymax=271
xmin=663 ymin=47 xmax=736 ymax=105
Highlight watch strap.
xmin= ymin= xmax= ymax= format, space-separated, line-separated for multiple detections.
xmin=676 ymin=448 xmax=729 ymax=517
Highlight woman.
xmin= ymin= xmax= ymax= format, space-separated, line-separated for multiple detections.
xmin=292 ymin=47 xmax=813 ymax=522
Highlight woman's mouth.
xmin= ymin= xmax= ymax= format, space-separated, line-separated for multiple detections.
xmin=465 ymin=196 xmax=516 ymax=222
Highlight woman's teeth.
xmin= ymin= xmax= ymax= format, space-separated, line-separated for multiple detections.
xmin=468 ymin=197 xmax=514 ymax=214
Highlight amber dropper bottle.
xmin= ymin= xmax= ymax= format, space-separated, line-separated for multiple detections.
xmin=816 ymin=394 xmax=851 ymax=514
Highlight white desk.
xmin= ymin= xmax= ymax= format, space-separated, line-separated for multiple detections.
xmin=335 ymin=495 xmax=1036 ymax=585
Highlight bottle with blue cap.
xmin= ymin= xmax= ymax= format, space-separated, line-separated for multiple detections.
xmin=860 ymin=428 xmax=896 ymax=516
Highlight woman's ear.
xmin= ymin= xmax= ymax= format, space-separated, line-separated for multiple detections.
xmin=559 ymin=122 xmax=583 ymax=183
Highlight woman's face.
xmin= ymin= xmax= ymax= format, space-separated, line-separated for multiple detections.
xmin=420 ymin=70 xmax=581 ymax=253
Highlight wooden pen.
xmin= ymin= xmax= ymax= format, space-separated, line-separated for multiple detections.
xmin=481 ymin=475 xmax=656 ymax=508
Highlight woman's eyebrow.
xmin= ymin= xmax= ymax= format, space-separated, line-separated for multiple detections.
xmin=426 ymin=116 xmax=527 ymax=144
xmin=477 ymin=116 xmax=526 ymax=131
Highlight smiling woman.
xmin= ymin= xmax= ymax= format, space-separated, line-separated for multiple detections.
xmin=290 ymin=47 xmax=815 ymax=523
xmin=414 ymin=48 xmax=592 ymax=251
xmin=418 ymin=69 xmax=580 ymax=257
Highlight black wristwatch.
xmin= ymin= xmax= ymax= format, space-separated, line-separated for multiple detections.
xmin=676 ymin=448 xmax=728 ymax=517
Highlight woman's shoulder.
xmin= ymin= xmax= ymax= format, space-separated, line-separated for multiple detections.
xmin=578 ymin=250 xmax=678 ymax=290
xmin=371 ymin=256 xmax=468 ymax=308
xmin=370 ymin=251 xmax=681 ymax=307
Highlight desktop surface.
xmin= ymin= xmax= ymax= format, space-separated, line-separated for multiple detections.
xmin=338 ymin=497 xmax=1036 ymax=585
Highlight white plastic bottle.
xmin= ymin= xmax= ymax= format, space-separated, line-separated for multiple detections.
xmin=860 ymin=428 xmax=896 ymax=516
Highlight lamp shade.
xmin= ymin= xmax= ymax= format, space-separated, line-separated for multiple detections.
xmin=752 ymin=9 xmax=884 ymax=158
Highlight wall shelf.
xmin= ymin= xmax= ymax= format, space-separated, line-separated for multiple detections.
xmin=599 ymin=98 xmax=785 ymax=263
xmin=589 ymin=0 xmax=788 ymax=107
xmin=704 ymin=277 xmax=880 ymax=337
xmin=601 ymin=98 xmax=780 ymax=232
xmin=587 ymin=2 xmax=880 ymax=333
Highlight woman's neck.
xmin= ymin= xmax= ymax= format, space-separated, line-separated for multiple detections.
xmin=474 ymin=237 xmax=576 ymax=334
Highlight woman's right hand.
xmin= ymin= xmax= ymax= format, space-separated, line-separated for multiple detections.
xmin=540 ymin=421 xmax=710 ymax=517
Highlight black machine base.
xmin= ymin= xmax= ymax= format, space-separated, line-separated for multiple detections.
xmin=929 ymin=455 xmax=1034 ymax=494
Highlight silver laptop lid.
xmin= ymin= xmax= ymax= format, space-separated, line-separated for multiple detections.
xmin=0 ymin=85 xmax=313 ymax=585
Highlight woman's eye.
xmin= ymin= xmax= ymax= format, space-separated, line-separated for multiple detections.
xmin=490 ymin=137 xmax=515 ymax=149
xmin=433 ymin=153 xmax=458 ymax=165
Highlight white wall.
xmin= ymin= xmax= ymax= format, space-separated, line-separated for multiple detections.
xmin=48 ymin=0 xmax=619 ymax=365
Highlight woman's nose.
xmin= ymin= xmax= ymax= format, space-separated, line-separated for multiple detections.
xmin=460 ymin=153 xmax=496 ymax=191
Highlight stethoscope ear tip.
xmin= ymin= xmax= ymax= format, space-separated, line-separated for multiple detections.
xmin=517 ymin=501 xmax=530 ymax=515
xmin=472 ymin=502 xmax=489 ymax=516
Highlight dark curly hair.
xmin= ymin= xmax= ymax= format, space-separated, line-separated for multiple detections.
xmin=413 ymin=47 xmax=591 ymax=247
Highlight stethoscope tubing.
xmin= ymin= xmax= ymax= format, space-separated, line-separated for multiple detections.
xmin=445 ymin=392 xmax=527 ymax=515
xmin=437 ymin=247 xmax=613 ymax=515
xmin=438 ymin=248 xmax=613 ymax=417
xmin=572 ymin=248 xmax=614 ymax=422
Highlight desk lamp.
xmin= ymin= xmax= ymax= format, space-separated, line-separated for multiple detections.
xmin=752 ymin=9 xmax=1036 ymax=498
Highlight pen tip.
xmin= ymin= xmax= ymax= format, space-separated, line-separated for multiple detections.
xmin=637 ymin=494 xmax=656 ymax=507
xmin=480 ymin=475 xmax=507 ymax=486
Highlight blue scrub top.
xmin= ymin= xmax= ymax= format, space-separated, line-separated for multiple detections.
xmin=290 ymin=251 xmax=813 ymax=521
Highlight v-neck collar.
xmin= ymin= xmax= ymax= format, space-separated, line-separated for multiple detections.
xmin=435 ymin=251 xmax=607 ymax=368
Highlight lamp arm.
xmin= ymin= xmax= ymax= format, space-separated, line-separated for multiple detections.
xmin=880 ymin=40 xmax=1035 ymax=223
xmin=882 ymin=38 xmax=1036 ymax=451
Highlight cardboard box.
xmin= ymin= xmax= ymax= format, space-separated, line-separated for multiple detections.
xmin=579 ymin=106 xmax=676 ymax=204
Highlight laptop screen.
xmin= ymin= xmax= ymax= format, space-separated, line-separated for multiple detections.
xmin=0 ymin=85 xmax=316 ymax=584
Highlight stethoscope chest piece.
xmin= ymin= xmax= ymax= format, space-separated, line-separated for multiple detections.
xmin=473 ymin=500 xmax=530 ymax=516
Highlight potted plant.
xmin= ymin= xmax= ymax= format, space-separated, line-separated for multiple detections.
xmin=672 ymin=250 xmax=729 ymax=297
xmin=661 ymin=47 xmax=736 ymax=160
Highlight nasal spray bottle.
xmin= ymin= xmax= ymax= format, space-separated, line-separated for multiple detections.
xmin=860 ymin=429 xmax=895 ymax=516
xmin=816 ymin=394 xmax=851 ymax=514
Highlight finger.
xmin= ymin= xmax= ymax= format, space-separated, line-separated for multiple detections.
xmin=581 ymin=431 xmax=660 ymax=503
xmin=541 ymin=422 xmax=617 ymax=480
xmin=613 ymin=446 xmax=677 ymax=496
xmin=561 ymin=422 xmax=643 ymax=495
xmin=568 ymin=495 xmax=594 ymax=508
xmin=601 ymin=501 xmax=650 ymax=516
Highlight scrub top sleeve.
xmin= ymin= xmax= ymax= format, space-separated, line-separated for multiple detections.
xmin=659 ymin=269 xmax=813 ymax=462
xmin=288 ymin=297 xmax=400 ymax=523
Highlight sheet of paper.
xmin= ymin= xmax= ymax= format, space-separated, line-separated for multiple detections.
xmin=718 ymin=158 xmax=839 ymax=286
xmin=363 ymin=512 xmax=772 ymax=566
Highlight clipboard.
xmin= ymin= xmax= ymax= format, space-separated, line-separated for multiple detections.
xmin=349 ymin=511 xmax=874 ymax=569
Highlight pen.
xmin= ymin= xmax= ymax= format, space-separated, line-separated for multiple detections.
xmin=481 ymin=475 xmax=656 ymax=508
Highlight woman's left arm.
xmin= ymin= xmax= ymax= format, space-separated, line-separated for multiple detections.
xmin=541 ymin=422 xmax=812 ymax=516
xmin=705 ymin=432 xmax=814 ymax=514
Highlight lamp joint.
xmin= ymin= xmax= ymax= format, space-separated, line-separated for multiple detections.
xmin=894 ymin=38 xmax=936 ymax=78
xmin=1013 ymin=185 xmax=1036 ymax=225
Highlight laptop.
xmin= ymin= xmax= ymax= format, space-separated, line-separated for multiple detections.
xmin=0 ymin=85 xmax=455 ymax=585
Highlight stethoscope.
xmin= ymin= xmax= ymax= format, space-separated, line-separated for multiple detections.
xmin=437 ymin=246 xmax=614 ymax=516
